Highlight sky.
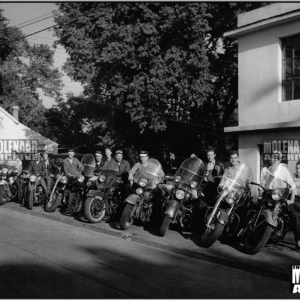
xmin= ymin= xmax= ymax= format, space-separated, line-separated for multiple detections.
xmin=0 ymin=2 xmax=84 ymax=108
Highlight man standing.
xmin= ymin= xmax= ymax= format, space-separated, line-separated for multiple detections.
xmin=94 ymin=150 xmax=104 ymax=174
xmin=42 ymin=152 xmax=52 ymax=198
xmin=25 ymin=153 xmax=48 ymax=206
xmin=102 ymin=148 xmax=115 ymax=170
xmin=63 ymin=149 xmax=83 ymax=177
xmin=115 ymin=150 xmax=131 ymax=180
xmin=191 ymin=148 xmax=224 ymax=202
xmin=11 ymin=150 xmax=22 ymax=203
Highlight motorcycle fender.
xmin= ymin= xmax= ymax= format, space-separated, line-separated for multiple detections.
xmin=125 ymin=194 xmax=141 ymax=205
xmin=87 ymin=190 xmax=105 ymax=198
xmin=261 ymin=210 xmax=278 ymax=227
xmin=164 ymin=200 xmax=179 ymax=218
xmin=217 ymin=210 xmax=229 ymax=226
xmin=28 ymin=184 xmax=35 ymax=191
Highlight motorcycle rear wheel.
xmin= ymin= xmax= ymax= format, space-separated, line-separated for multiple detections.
xmin=120 ymin=203 xmax=136 ymax=230
xmin=201 ymin=221 xmax=225 ymax=248
xmin=45 ymin=193 xmax=61 ymax=212
xmin=159 ymin=216 xmax=172 ymax=237
xmin=68 ymin=192 xmax=83 ymax=216
xmin=84 ymin=196 xmax=106 ymax=223
xmin=244 ymin=219 xmax=273 ymax=255
xmin=28 ymin=190 xmax=34 ymax=210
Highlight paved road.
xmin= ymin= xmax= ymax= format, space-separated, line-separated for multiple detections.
xmin=0 ymin=208 xmax=297 ymax=298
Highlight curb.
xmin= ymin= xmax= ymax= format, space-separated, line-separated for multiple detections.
xmin=2 ymin=204 xmax=289 ymax=282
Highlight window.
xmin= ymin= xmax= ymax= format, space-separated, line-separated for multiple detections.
xmin=282 ymin=35 xmax=300 ymax=101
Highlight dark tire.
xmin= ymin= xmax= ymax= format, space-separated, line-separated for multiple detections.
xmin=0 ymin=186 xmax=4 ymax=205
xmin=244 ymin=221 xmax=273 ymax=255
xmin=84 ymin=196 xmax=106 ymax=223
xmin=45 ymin=193 xmax=61 ymax=212
xmin=28 ymin=190 xmax=34 ymax=210
xmin=201 ymin=221 xmax=225 ymax=248
xmin=68 ymin=192 xmax=83 ymax=216
xmin=120 ymin=203 xmax=135 ymax=230
xmin=159 ymin=216 xmax=172 ymax=237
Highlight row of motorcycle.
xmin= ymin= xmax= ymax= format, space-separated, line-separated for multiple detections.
xmin=0 ymin=154 xmax=296 ymax=255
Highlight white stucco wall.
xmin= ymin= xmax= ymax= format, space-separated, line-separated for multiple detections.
xmin=238 ymin=18 xmax=300 ymax=127
xmin=0 ymin=107 xmax=58 ymax=155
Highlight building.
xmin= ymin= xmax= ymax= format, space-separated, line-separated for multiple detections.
xmin=0 ymin=106 xmax=58 ymax=167
xmin=224 ymin=3 xmax=300 ymax=196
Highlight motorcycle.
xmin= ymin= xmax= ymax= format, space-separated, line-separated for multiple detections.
xmin=25 ymin=172 xmax=48 ymax=210
xmin=201 ymin=164 xmax=252 ymax=248
xmin=45 ymin=166 xmax=69 ymax=212
xmin=84 ymin=159 xmax=122 ymax=223
xmin=238 ymin=163 xmax=293 ymax=254
xmin=159 ymin=157 xmax=206 ymax=237
xmin=68 ymin=154 xmax=96 ymax=216
xmin=120 ymin=158 xmax=164 ymax=230
xmin=0 ymin=164 xmax=19 ymax=205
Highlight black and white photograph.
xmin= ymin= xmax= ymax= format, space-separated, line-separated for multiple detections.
xmin=0 ymin=2 xmax=299 ymax=298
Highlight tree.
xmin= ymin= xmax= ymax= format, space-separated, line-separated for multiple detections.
xmin=53 ymin=3 xmax=212 ymax=152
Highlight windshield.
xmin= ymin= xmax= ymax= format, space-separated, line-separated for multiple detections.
xmin=175 ymin=157 xmax=206 ymax=186
xmin=135 ymin=158 xmax=164 ymax=189
xmin=81 ymin=154 xmax=96 ymax=177
xmin=98 ymin=169 xmax=118 ymax=189
xmin=261 ymin=163 xmax=294 ymax=190
xmin=218 ymin=164 xmax=252 ymax=193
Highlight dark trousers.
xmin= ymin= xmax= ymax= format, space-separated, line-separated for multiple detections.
xmin=35 ymin=177 xmax=48 ymax=198
xmin=288 ymin=200 xmax=300 ymax=242
xmin=43 ymin=175 xmax=52 ymax=195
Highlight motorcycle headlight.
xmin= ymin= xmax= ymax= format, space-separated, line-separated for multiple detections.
xmin=30 ymin=175 xmax=36 ymax=182
xmin=78 ymin=175 xmax=84 ymax=183
xmin=99 ymin=175 xmax=106 ymax=182
xmin=139 ymin=178 xmax=148 ymax=187
xmin=61 ymin=176 xmax=68 ymax=184
xmin=175 ymin=176 xmax=181 ymax=183
xmin=190 ymin=181 xmax=197 ymax=189
xmin=272 ymin=189 xmax=284 ymax=201
xmin=226 ymin=197 xmax=235 ymax=205
xmin=136 ymin=188 xmax=143 ymax=195
xmin=176 ymin=189 xmax=185 ymax=200
xmin=87 ymin=180 xmax=95 ymax=188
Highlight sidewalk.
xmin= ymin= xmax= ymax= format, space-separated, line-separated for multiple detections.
xmin=2 ymin=201 xmax=299 ymax=282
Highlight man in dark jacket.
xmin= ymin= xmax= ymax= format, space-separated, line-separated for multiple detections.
xmin=23 ymin=152 xmax=48 ymax=206
xmin=94 ymin=150 xmax=104 ymax=174
xmin=191 ymin=147 xmax=224 ymax=203
xmin=115 ymin=150 xmax=131 ymax=181
xmin=63 ymin=149 xmax=83 ymax=176
xmin=190 ymin=147 xmax=224 ymax=231
xmin=42 ymin=152 xmax=52 ymax=196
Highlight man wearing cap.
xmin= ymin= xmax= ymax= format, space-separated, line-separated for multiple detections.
xmin=115 ymin=150 xmax=131 ymax=180
xmin=24 ymin=152 xmax=48 ymax=206
xmin=63 ymin=149 xmax=83 ymax=177
xmin=95 ymin=151 xmax=104 ymax=174
xmin=128 ymin=150 xmax=150 ymax=183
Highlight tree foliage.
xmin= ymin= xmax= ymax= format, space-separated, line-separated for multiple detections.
xmin=50 ymin=3 xmax=270 ymax=162
xmin=0 ymin=9 xmax=64 ymax=134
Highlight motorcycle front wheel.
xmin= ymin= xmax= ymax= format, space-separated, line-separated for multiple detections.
xmin=45 ymin=193 xmax=61 ymax=212
xmin=68 ymin=192 xmax=83 ymax=216
xmin=201 ymin=220 xmax=225 ymax=248
xmin=244 ymin=216 xmax=273 ymax=255
xmin=159 ymin=216 xmax=172 ymax=237
xmin=120 ymin=203 xmax=137 ymax=230
xmin=0 ymin=185 xmax=4 ymax=205
xmin=28 ymin=190 xmax=34 ymax=210
xmin=84 ymin=196 xmax=105 ymax=223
